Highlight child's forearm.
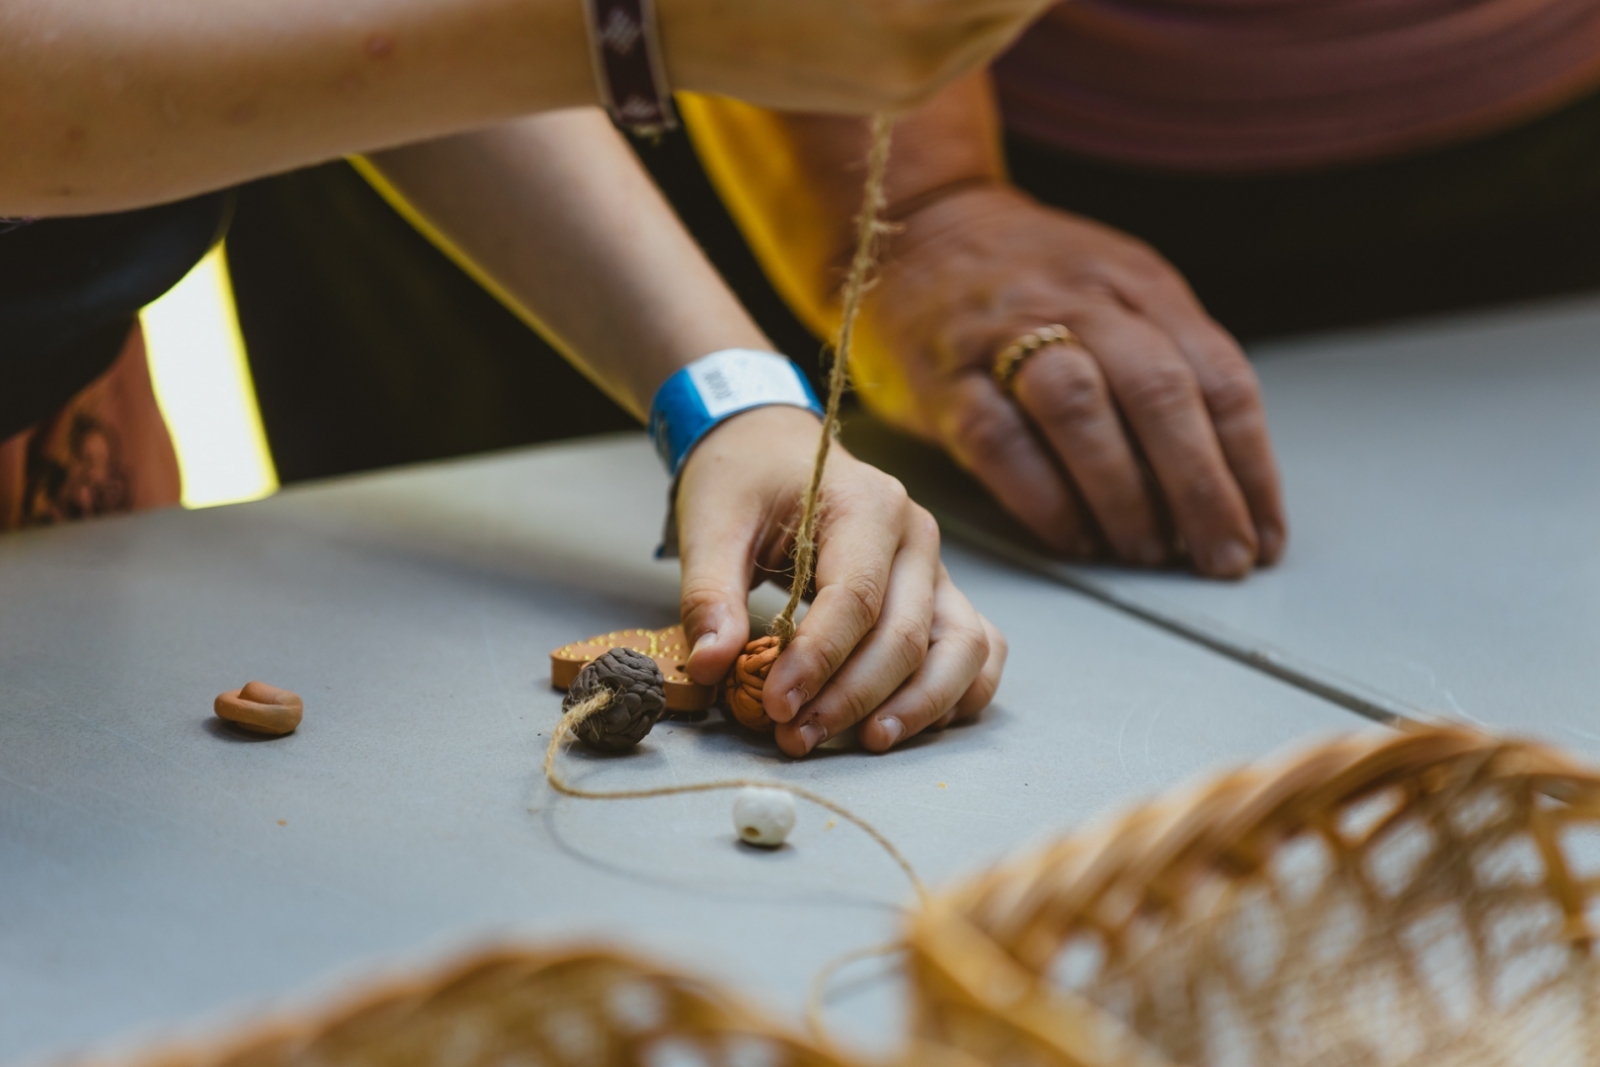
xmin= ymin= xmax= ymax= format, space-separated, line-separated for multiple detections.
xmin=362 ymin=109 xmax=771 ymax=418
xmin=364 ymin=110 xmax=1005 ymax=756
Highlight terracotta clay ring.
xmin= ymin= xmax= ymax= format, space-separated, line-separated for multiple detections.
xmin=214 ymin=680 xmax=304 ymax=736
xmin=725 ymin=635 xmax=781 ymax=732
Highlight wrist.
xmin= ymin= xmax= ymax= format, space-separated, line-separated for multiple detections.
xmin=649 ymin=349 xmax=822 ymax=476
xmin=690 ymin=402 xmax=823 ymax=458
xmin=651 ymin=366 xmax=822 ymax=562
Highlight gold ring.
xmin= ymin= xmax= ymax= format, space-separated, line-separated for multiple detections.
xmin=991 ymin=324 xmax=1078 ymax=391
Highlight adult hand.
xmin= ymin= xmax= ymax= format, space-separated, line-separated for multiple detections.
xmin=663 ymin=0 xmax=1055 ymax=114
xmin=674 ymin=404 xmax=1005 ymax=757
xmin=857 ymin=184 xmax=1286 ymax=577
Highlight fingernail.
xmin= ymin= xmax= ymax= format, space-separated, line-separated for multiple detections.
xmin=798 ymin=721 xmax=826 ymax=753
xmin=1208 ymin=539 xmax=1252 ymax=577
xmin=786 ymin=688 xmax=806 ymax=719
xmin=691 ymin=630 xmax=717 ymax=657
xmin=1258 ymin=524 xmax=1285 ymax=563
xmin=876 ymin=717 xmax=904 ymax=749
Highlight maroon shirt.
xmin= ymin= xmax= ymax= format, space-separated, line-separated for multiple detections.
xmin=994 ymin=0 xmax=1600 ymax=170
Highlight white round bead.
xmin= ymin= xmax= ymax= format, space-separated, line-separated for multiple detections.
xmin=732 ymin=786 xmax=796 ymax=848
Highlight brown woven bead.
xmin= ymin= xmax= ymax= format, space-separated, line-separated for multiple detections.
xmin=563 ymin=648 xmax=667 ymax=752
xmin=214 ymin=680 xmax=303 ymax=736
xmin=724 ymin=635 xmax=779 ymax=732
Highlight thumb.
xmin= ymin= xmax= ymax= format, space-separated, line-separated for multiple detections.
xmin=678 ymin=502 xmax=756 ymax=688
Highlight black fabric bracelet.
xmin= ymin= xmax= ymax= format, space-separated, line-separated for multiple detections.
xmin=583 ymin=0 xmax=678 ymax=137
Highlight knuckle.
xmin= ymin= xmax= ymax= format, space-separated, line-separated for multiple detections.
xmin=908 ymin=503 xmax=940 ymax=546
xmin=873 ymin=471 xmax=911 ymax=512
xmin=835 ymin=681 xmax=883 ymax=728
xmin=1121 ymin=361 xmax=1200 ymax=421
xmin=795 ymin=629 xmax=851 ymax=683
xmin=841 ymin=465 xmax=909 ymax=515
xmin=1066 ymin=287 xmax=1124 ymax=318
xmin=949 ymin=394 xmax=1028 ymax=468
xmin=678 ymin=576 xmax=729 ymax=621
xmin=884 ymin=615 xmax=932 ymax=671
xmin=949 ymin=618 xmax=989 ymax=669
xmin=987 ymin=625 xmax=1008 ymax=666
xmin=1119 ymin=246 xmax=1173 ymax=288
xmin=1024 ymin=355 xmax=1109 ymax=428
xmin=1204 ymin=363 xmax=1265 ymax=423
xmin=838 ymin=570 xmax=890 ymax=630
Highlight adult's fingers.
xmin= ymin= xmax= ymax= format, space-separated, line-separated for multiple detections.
xmin=1067 ymin=300 xmax=1257 ymax=577
xmin=937 ymin=372 xmax=1098 ymax=556
xmin=774 ymin=504 xmax=940 ymax=757
xmin=857 ymin=567 xmax=992 ymax=752
xmin=1010 ymin=341 xmax=1168 ymax=566
xmin=675 ymin=489 xmax=758 ymax=688
xmin=760 ymin=468 xmax=908 ymax=725
xmin=1131 ymin=292 xmax=1288 ymax=564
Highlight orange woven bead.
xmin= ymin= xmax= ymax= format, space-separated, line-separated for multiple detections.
xmin=724 ymin=635 xmax=780 ymax=731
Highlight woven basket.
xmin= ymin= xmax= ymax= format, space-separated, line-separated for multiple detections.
xmin=123 ymin=948 xmax=854 ymax=1067
xmin=93 ymin=727 xmax=1600 ymax=1067
xmin=905 ymin=726 xmax=1600 ymax=1067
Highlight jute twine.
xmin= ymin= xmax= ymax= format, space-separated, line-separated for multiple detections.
xmin=538 ymin=119 xmax=923 ymax=1046
xmin=546 ymin=689 xmax=924 ymax=1042
xmin=545 ymin=690 xmax=924 ymax=903
xmin=724 ymin=116 xmax=896 ymax=729
xmin=767 ymin=114 xmax=895 ymax=646
xmin=80 ymin=726 xmax=1600 ymax=1067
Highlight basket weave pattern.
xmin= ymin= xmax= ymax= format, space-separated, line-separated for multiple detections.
xmin=906 ymin=728 xmax=1600 ymax=1067
xmin=96 ymin=728 xmax=1600 ymax=1067
xmin=136 ymin=950 xmax=851 ymax=1067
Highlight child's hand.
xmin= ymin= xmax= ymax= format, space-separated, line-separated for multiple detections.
xmin=675 ymin=404 xmax=1005 ymax=756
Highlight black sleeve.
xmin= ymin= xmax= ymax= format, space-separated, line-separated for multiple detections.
xmin=0 ymin=190 xmax=234 ymax=440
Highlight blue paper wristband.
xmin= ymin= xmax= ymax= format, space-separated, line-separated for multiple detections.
xmin=649 ymin=350 xmax=822 ymax=476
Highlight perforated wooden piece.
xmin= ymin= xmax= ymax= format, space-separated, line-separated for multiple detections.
xmin=551 ymin=625 xmax=714 ymax=714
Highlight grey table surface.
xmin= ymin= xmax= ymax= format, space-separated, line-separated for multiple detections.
xmin=848 ymin=295 xmax=1600 ymax=757
xmin=0 ymin=434 xmax=1358 ymax=1064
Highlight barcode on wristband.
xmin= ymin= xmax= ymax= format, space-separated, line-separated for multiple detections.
xmin=687 ymin=350 xmax=810 ymax=419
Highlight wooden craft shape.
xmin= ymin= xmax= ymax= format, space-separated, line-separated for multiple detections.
xmin=550 ymin=625 xmax=714 ymax=713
